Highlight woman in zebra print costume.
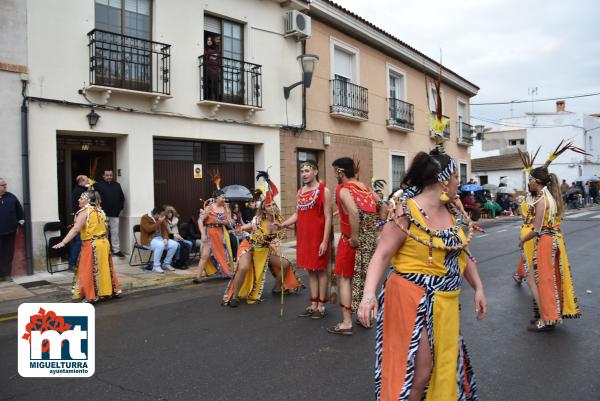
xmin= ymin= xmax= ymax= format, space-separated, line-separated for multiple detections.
xmin=357 ymin=150 xmax=487 ymax=401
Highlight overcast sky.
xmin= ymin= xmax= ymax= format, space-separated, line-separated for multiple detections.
xmin=339 ymin=0 xmax=600 ymax=128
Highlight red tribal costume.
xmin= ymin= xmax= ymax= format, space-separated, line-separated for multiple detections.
xmin=296 ymin=181 xmax=330 ymax=271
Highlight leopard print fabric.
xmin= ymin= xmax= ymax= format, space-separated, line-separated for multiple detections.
xmin=351 ymin=208 xmax=380 ymax=312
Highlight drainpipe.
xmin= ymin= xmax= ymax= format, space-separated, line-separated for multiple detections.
xmin=21 ymin=79 xmax=34 ymax=275
xmin=301 ymin=40 xmax=307 ymax=131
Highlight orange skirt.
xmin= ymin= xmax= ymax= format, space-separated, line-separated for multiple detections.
xmin=73 ymin=238 xmax=121 ymax=301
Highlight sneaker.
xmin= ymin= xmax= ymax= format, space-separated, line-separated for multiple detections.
xmin=113 ymin=251 xmax=126 ymax=258
xmin=162 ymin=264 xmax=175 ymax=271
xmin=152 ymin=266 xmax=165 ymax=273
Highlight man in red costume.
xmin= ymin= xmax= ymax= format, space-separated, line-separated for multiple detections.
xmin=278 ymin=160 xmax=333 ymax=319
xmin=327 ymin=157 xmax=385 ymax=336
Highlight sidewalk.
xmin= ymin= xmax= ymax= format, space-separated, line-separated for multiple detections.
xmin=0 ymin=241 xmax=299 ymax=317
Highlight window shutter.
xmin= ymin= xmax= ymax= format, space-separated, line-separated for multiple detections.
xmin=334 ymin=48 xmax=353 ymax=80
xmin=204 ymin=15 xmax=221 ymax=34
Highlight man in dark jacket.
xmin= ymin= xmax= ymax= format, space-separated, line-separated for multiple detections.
xmin=95 ymin=169 xmax=125 ymax=257
xmin=0 ymin=178 xmax=24 ymax=281
xmin=69 ymin=175 xmax=89 ymax=269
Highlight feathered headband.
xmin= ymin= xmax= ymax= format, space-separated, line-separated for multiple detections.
xmin=518 ymin=141 xmax=589 ymax=173
xmin=427 ymin=62 xmax=450 ymax=155
xmin=256 ymin=170 xmax=279 ymax=205
xmin=208 ymin=168 xmax=222 ymax=191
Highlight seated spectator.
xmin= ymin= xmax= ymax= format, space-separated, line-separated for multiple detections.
xmin=164 ymin=205 xmax=192 ymax=269
xmin=242 ymin=200 xmax=257 ymax=224
xmin=231 ymin=203 xmax=244 ymax=227
xmin=140 ymin=206 xmax=178 ymax=273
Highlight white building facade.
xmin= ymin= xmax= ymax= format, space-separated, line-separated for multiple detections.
xmin=472 ymin=101 xmax=600 ymax=190
xmin=6 ymin=0 xmax=308 ymax=270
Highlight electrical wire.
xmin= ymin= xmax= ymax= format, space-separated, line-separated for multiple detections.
xmin=471 ymin=91 xmax=600 ymax=106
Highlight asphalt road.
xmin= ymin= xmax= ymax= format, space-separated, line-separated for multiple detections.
xmin=1 ymin=211 xmax=600 ymax=401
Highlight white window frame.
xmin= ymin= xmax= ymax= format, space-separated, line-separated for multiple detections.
xmin=429 ymin=83 xmax=445 ymax=114
xmin=386 ymin=63 xmax=407 ymax=101
xmin=330 ymin=36 xmax=360 ymax=84
xmin=389 ymin=150 xmax=407 ymax=190
xmin=459 ymin=161 xmax=469 ymax=184
xmin=456 ymin=97 xmax=469 ymax=123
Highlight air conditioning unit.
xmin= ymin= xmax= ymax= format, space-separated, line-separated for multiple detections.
xmin=284 ymin=10 xmax=311 ymax=39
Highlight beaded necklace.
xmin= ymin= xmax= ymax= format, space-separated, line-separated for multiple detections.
xmin=392 ymin=198 xmax=475 ymax=265
xmin=297 ymin=184 xmax=320 ymax=211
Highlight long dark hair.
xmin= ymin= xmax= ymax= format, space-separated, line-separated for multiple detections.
xmin=530 ymin=166 xmax=564 ymax=218
xmin=402 ymin=150 xmax=453 ymax=189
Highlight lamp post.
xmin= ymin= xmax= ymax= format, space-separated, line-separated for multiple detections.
xmin=283 ymin=54 xmax=319 ymax=99
xmin=86 ymin=109 xmax=100 ymax=128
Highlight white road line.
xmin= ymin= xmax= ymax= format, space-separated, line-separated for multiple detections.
xmin=477 ymin=233 xmax=489 ymax=238
xmin=592 ymin=214 xmax=600 ymax=219
xmin=567 ymin=211 xmax=596 ymax=219
xmin=496 ymin=229 xmax=508 ymax=233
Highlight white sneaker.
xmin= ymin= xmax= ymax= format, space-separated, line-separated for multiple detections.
xmin=162 ymin=264 xmax=175 ymax=271
xmin=152 ymin=266 xmax=165 ymax=273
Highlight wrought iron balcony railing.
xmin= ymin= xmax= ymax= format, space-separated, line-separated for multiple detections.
xmin=88 ymin=29 xmax=171 ymax=95
xmin=457 ymin=121 xmax=474 ymax=145
xmin=198 ymin=55 xmax=262 ymax=108
xmin=387 ymin=98 xmax=414 ymax=131
xmin=330 ymin=78 xmax=369 ymax=120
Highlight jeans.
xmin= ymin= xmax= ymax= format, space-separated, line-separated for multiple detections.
xmin=145 ymin=237 xmax=178 ymax=268
xmin=0 ymin=232 xmax=16 ymax=278
xmin=175 ymin=240 xmax=193 ymax=260
xmin=108 ymin=217 xmax=120 ymax=253
xmin=69 ymin=234 xmax=82 ymax=267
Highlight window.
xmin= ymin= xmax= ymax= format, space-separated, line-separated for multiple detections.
xmin=207 ymin=143 xmax=253 ymax=163
xmin=508 ymin=139 xmax=525 ymax=146
xmin=460 ymin=163 xmax=468 ymax=185
xmin=333 ymin=46 xmax=355 ymax=108
xmin=391 ymin=155 xmax=406 ymax=190
xmin=429 ymin=85 xmax=443 ymax=113
xmin=478 ymin=175 xmax=488 ymax=185
xmin=96 ymin=0 xmax=152 ymax=39
xmin=457 ymin=99 xmax=467 ymax=124
xmin=203 ymin=15 xmax=245 ymax=103
xmin=94 ymin=0 xmax=153 ymax=90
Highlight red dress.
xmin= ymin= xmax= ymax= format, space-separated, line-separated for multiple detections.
xmin=296 ymin=182 xmax=330 ymax=271
xmin=334 ymin=182 xmax=377 ymax=278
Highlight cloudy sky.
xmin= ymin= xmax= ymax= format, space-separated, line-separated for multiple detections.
xmin=339 ymin=0 xmax=600 ymax=127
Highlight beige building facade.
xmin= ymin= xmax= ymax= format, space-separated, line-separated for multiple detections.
xmin=280 ymin=0 xmax=479 ymax=217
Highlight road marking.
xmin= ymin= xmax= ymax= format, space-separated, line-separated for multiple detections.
xmin=0 ymin=315 xmax=17 ymax=323
xmin=567 ymin=211 xmax=595 ymax=219
xmin=477 ymin=233 xmax=489 ymax=238
xmin=592 ymin=214 xmax=600 ymax=219
xmin=496 ymin=229 xmax=508 ymax=233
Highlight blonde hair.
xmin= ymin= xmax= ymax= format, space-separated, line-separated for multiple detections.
xmin=163 ymin=204 xmax=180 ymax=219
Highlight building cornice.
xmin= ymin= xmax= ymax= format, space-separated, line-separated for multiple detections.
xmin=309 ymin=0 xmax=479 ymax=97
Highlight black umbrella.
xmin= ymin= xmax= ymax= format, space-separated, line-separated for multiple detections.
xmin=221 ymin=185 xmax=253 ymax=202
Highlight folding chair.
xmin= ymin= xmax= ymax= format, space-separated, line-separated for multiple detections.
xmin=43 ymin=222 xmax=70 ymax=274
xmin=128 ymin=224 xmax=153 ymax=267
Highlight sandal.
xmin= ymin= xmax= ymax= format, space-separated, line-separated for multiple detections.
xmin=311 ymin=308 xmax=327 ymax=319
xmin=527 ymin=320 xmax=555 ymax=332
xmin=326 ymin=323 xmax=353 ymax=336
xmin=512 ymin=272 xmax=524 ymax=285
xmin=192 ymin=277 xmax=203 ymax=284
xmin=298 ymin=306 xmax=316 ymax=317
xmin=228 ymin=298 xmax=240 ymax=308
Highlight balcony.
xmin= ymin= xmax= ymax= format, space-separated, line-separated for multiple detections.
xmin=430 ymin=113 xmax=451 ymax=139
xmin=330 ymin=78 xmax=368 ymax=121
xmin=457 ymin=121 xmax=474 ymax=145
xmin=87 ymin=29 xmax=171 ymax=106
xmin=387 ymin=98 xmax=414 ymax=131
xmin=198 ymin=55 xmax=263 ymax=119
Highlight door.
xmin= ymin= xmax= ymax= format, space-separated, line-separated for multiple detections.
xmin=391 ymin=155 xmax=405 ymax=190
xmin=221 ymin=20 xmax=244 ymax=103
xmin=389 ymin=73 xmax=405 ymax=122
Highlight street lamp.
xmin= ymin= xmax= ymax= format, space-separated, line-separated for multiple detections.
xmin=86 ymin=109 xmax=100 ymax=128
xmin=283 ymin=54 xmax=319 ymax=99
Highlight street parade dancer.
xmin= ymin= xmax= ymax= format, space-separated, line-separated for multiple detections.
xmin=357 ymin=71 xmax=486 ymax=401
xmin=194 ymin=169 xmax=235 ymax=282
xmin=278 ymin=160 xmax=333 ymax=319
xmin=222 ymin=171 xmax=302 ymax=307
xmin=53 ymin=190 xmax=122 ymax=302
xmin=326 ymin=157 xmax=387 ymax=336
xmin=517 ymin=142 xmax=583 ymax=332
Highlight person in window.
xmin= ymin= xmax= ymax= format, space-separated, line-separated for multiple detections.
xmin=204 ymin=35 xmax=220 ymax=101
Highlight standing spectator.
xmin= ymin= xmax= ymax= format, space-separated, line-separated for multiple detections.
xmin=69 ymin=175 xmax=89 ymax=270
xmin=95 ymin=169 xmax=125 ymax=258
xmin=590 ymin=181 xmax=599 ymax=204
xmin=560 ymin=179 xmax=570 ymax=194
xmin=584 ymin=181 xmax=591 ymax=206
xmin=0 ymin=178 xmax=24 ymax=281
xmin=140 ymin=206 xmax=178 ymax=273
xmin=231 ymin=203 xmax=244 ymax=227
